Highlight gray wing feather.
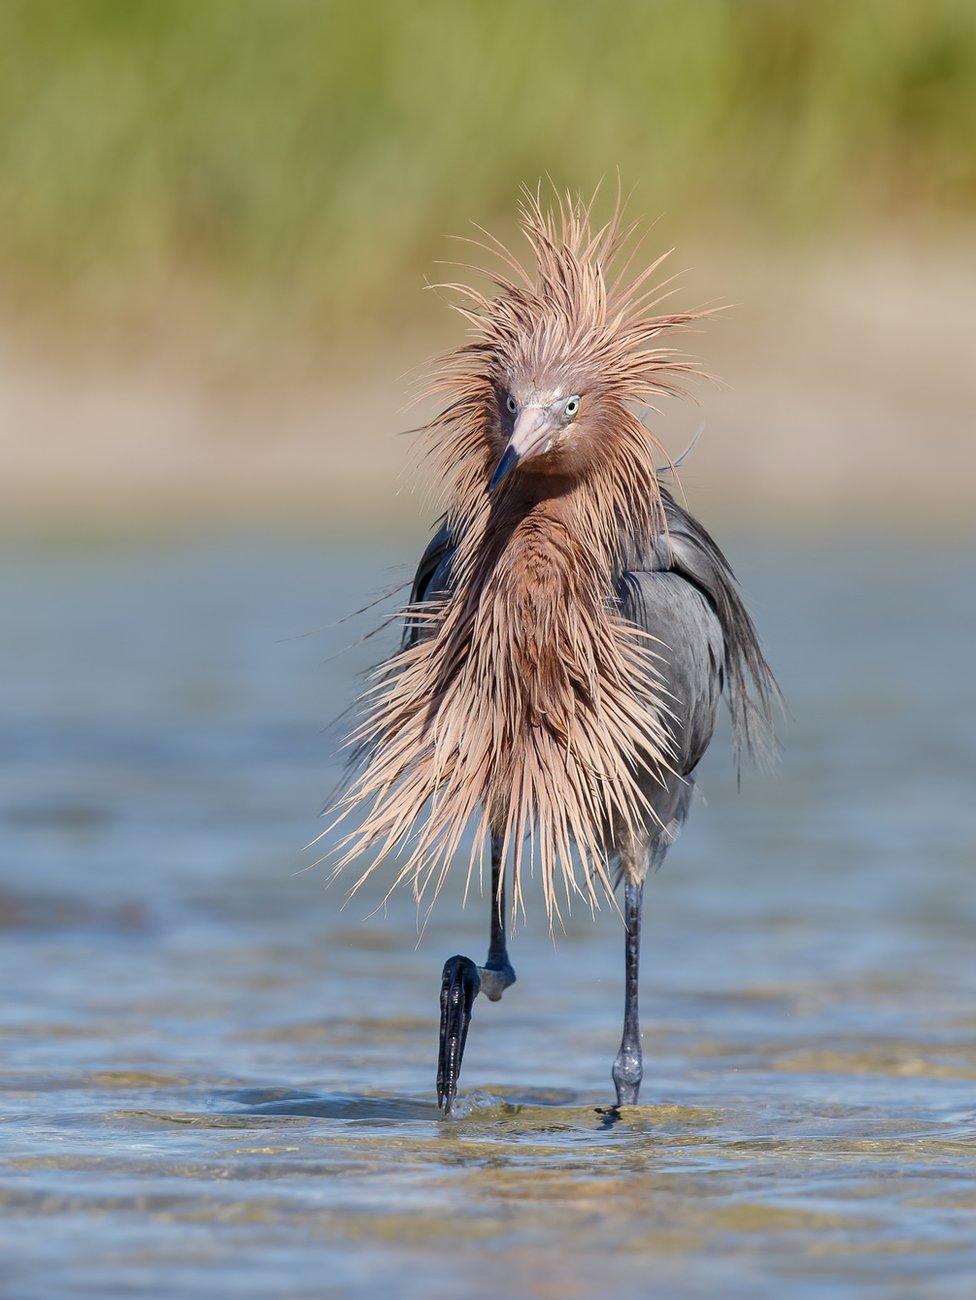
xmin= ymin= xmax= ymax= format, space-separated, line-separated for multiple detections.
xmin=616 ymin=567 xmax=724 ymax=863
xmin=616 ymin=486 xmax=780 ymax=861
xmin=622 ymin=486 xmax=780 ymax=770
xmin=402 ymin=520 xmax=454 ymax=649
xmin=617 ymin=570 xmax=724 ymax=776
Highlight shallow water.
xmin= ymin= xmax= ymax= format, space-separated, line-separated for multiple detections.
xmin=1 ymin=535 xmax=974 ymax=1298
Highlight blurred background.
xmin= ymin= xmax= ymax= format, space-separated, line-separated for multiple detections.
xmin=3 ymin=4 xmax=976 ymax=1298
xmin=2 ymin=0 xmax=975 ymax=534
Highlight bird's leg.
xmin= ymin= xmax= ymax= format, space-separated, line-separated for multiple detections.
xmin=612 ymin=878 xmax=644 ymax=1106
xmin=436 ymin=833 xmax=515 ymax=1113
xmin=479 ymin=832 xmax=516 ymax=1002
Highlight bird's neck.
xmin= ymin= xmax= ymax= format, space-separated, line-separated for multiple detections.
xmin=489 ymin=500 xmax=593 ymax=720
xmin=447 ymin=486 xmax=621 ymax=748
xmin=474 ymin=474 xmax=623 ymax=597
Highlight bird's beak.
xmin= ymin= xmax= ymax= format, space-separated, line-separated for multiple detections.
xmin=489 ymin=406 xmax=554 ymax=492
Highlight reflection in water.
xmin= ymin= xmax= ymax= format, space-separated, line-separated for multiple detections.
xmin=0 ymin=538 xmax=975 ymax=1298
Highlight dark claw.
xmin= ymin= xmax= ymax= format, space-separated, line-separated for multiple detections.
xmin=436 ymin=955 xmax=480 ymax=1114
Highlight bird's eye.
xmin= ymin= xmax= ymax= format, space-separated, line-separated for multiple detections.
xmin=505 ymin=394 xmax=518 ymax=415
xmin=564 ymin=395 xmax=581 ymax=418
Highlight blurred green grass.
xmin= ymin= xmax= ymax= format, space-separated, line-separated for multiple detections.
xmin=1 ymin=0 xmax=974 ymax=335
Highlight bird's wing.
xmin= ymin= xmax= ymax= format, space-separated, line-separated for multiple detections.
xmin=617 ymin=567 xmax=724 ymax=779
xmin=402 ymin=520 xmax=456 ymax=649
xmin=619 ymin=485 xmax=780 ymax=772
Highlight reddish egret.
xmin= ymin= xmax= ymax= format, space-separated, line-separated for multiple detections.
xmin=332 ymin=191 xmax=777 ymax=1113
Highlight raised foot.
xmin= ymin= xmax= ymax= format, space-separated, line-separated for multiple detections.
xmin=437 ymin=955 xmax=480 ymax=1114
xmin=477 ymin=960 xmax=516 ymax=1003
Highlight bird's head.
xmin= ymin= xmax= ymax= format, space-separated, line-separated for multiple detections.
xmin=423 ymin=187 xmax=708 ymax=513
xmin=489 ymin=385 xmax=586 ymax=491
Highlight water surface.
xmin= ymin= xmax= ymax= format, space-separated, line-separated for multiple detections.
xmin=1 ymin=536 xmax=974 ymax=1298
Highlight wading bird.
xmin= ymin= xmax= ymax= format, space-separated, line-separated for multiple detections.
xmin=332 ymin=191 xmax=777 ymax=1114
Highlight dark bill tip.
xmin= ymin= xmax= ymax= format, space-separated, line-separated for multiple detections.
xmin=488 ymin=445 xmax=520 ymax=492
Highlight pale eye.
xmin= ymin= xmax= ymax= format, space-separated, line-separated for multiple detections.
xmin=505 ymin=394 xmax=518 ymax=415
xmin=564 ymin=395 xmax=581 ymax=418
